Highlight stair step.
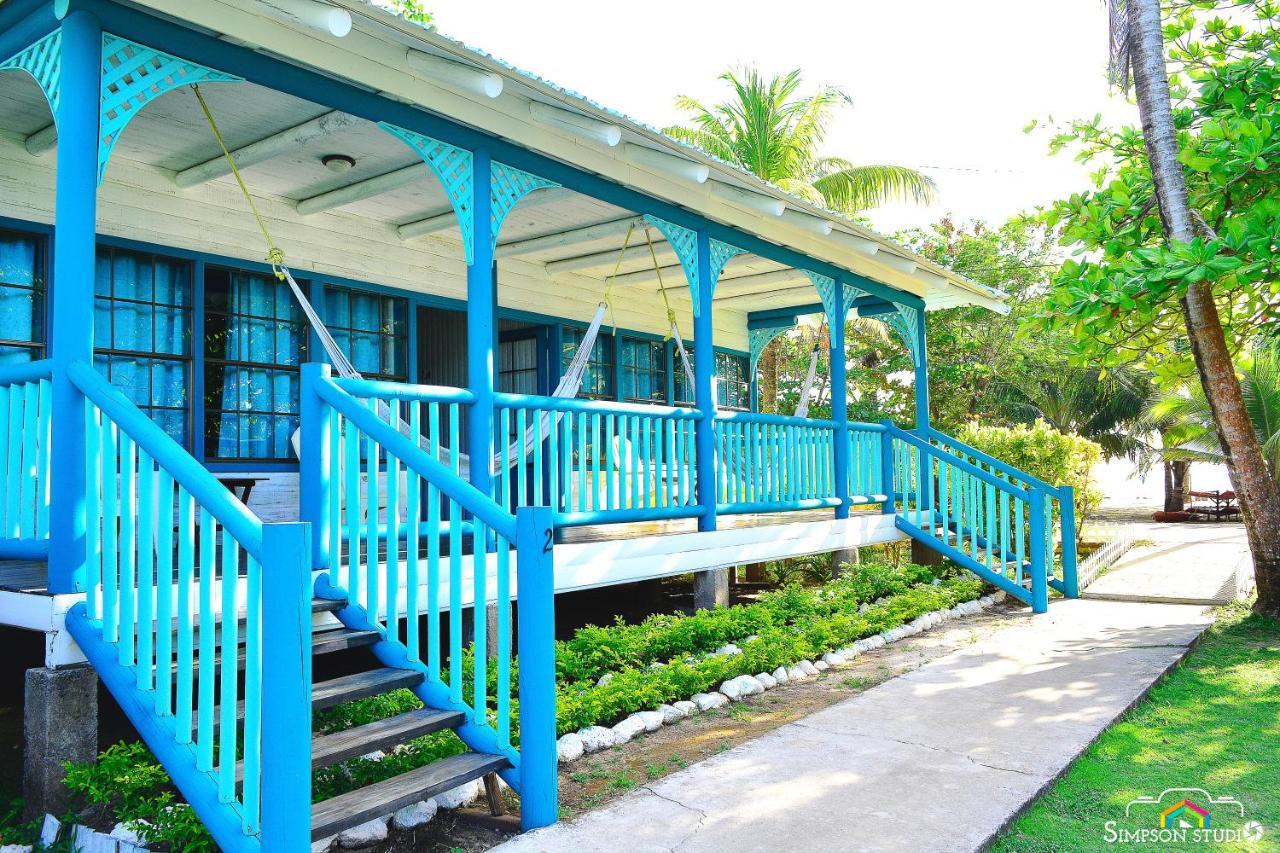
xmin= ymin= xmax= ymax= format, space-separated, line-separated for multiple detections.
xmin=311 ymin=751 xmax=508 ymax=841
xmin=179 ymin=627 xmax=379 ymax=676
xmin=311 ymin=667 xmax=425 ymax=712
xmin=238 ymin=706 xmax=464 ymax=782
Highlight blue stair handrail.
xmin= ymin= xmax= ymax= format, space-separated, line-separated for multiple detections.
xmin=302 ymin=365 xmax=559 ymax=831
xmin=882 ymin=423 xmax=1079 ymax=613
xmin=65 ymin=361 xmax=313 ymax=852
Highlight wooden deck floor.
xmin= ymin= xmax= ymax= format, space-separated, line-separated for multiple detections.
xmin=0 ymin=559 xmax=52 ymax=595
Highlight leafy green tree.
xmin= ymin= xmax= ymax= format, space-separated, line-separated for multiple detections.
xmin=387 ymin=0 xmax=432 ymax=26
xmin=1002 ymin=364 xmax=1152 ymax=461
xmin=666 ymin=67 xmax=936 ymax=214
xmin=1038 ymin=0 xmax=1280 ymax=613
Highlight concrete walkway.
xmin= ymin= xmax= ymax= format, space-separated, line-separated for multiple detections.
xmin=499 ymin=599 xmax=1214 ymax=853
xmin=1086 ymin=522 xmax=1252 ymax=605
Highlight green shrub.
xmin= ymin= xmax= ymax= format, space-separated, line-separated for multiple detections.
xmin=63 ymin=742 xmax=216 ymax=852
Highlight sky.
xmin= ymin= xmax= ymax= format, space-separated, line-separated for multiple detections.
xmin=412 ymin=0 xmax=1141 ymax=234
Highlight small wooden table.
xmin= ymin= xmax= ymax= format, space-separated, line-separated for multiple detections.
xmin=215 ymin=475 xmax=267 ymax=505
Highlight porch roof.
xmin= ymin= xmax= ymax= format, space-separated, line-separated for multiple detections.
xmin=102 ymin=0 xmax=1007 ymax=316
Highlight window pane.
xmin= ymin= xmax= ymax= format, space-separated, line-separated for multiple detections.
xmin=320 ymin=285 xmax=408 ymax=384
xmin=94 ymin=247 xmax=192 ymax=445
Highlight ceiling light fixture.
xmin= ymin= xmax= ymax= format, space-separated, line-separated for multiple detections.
xmin=321 ymin=154 xmax=357 ymax=173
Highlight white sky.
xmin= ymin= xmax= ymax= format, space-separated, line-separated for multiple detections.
xmin=415 ymin=0 xmax=1139 ymax=233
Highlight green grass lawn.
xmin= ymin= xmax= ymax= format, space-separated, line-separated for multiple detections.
xmin=994 ymin=603 xmax=1280 ymax=852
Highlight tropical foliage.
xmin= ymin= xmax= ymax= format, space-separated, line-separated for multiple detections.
xmin=666 ymin=67 xmax=936 ymax=214
xmin=1148 ymin=342 xmax=1280 ymax=484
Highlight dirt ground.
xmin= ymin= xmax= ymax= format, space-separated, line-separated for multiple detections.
xmin=377 ymin=601 xmax=1029 ymax=852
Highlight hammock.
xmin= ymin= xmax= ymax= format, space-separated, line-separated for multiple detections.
xmin=282 ymin=263 xmax=608 ymax=478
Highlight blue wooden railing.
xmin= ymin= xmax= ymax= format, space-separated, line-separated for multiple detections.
xmin=495 ymin=393 xmax=701 ymax=526
xmin=0 ymin=360 xmax=52 ymax=559
xmin=847 ymin=421 xmax=887 ymax=506
xmin=65 ymin=361 xmax=313 ymax=852
xmin=883 ymin=423 xmax=1078 ymax=613
xmin=301 ymin=366 xmax=558 ymax=831
xmin=713 ymin=411 xmax=840 ymax=514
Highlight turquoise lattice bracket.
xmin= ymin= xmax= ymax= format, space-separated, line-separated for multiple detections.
xmin=886 ymin=304 xmax=921 ymax=366
xmin=709 ymin=238 xmax=746 ymax=293
xmin=379 ymin=122 xmax=476 ymax=262
xmin=642 ymin=213 xmax=699 ymax=301
xmin=490 ymin=162 xmax=558 ymax=254
xmin=0 ymin=30 xmax=62 ymax=118
xmin=99 ymin=34 xmax=241 ymax=185
xmin=806 ymin=273 xmax=871 ymax=344
xmin=749 ymin=323 xmax=792 ymax=373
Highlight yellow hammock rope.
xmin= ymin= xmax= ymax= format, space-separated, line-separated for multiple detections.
xmin=643 ymin=226 xmax=683 ymax=339
xmin=191 ymin=84 xmax=288 ymax=277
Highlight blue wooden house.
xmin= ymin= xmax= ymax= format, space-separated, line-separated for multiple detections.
xmin=0 ymin=0 xmax=1078 ymax=848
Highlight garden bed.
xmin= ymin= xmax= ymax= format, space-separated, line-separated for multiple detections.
xmin=3 ymin=558 xmax=1003 ymax=851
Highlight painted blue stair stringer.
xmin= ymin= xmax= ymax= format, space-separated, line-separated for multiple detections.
xmin=312 ymin=574 xmax=522 ymax=791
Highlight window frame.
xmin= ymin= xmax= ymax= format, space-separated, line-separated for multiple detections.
xmin=619 ymin=336 xmax=668 ymax=405
xmin=320 ymin=283 xmax=409 ymax=383
xmin=201 ymin=264 xmax=308 ymax=464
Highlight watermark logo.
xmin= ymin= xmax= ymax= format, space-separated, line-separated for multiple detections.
xmin=1102 ymin=787 xmax=1263 ymax=844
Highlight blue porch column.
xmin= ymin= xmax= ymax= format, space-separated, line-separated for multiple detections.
xmin=468 ymin=148 xmax=496 ymax=500
xmin=48 ymin=10 xmax=102 ymax=593
xmin=831 ymin=282 xmax=851 ymax=520
xmin=692 ymin=232 xmax=723 ymax=610
xmin=913 ymin=306 xmax=930 ymax=433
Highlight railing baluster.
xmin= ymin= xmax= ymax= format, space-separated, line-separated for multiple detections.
xmin=365 ymin=406 xmax=379 ymax=624
xmin=448 ymin=491 xmax=463 ymax=704
xmin=19 ymin=382 xmax=37 ymax=535
xmin=218 ymin=528 xmax=239 ymax=803
xmin=473 ymin=517 xmax=487 ymax=716
xmin=102 ymin=418 xmax=118 ymax=639
xmin=328 ymin=411 xmax=342 ymax=575
xmin=242 ymin=552 xmax=262 ymax=833
xmin=176 ymin=490 xmax=195 ymax=743
xmin=155 ymin=471 xmax=174 ymax=715
xmin=406 ymin=403 xmax=422 ymax=662
xmin=85 ymin=404 xmax=101 ymax=621
xmin=5 ymin=389 xmax=20 ymax=536
xmin=387 ymin=401 xmax=401 ymax=642
xmin=344 ymin=411 xmax=361 ymax=603
xmin=137 ymin=451 xmax=155 ymax=692
xmin=496 ymin=529 xmax=511 ymax=749
xmin=197 ymin=508 xmax=215 ymax=772
xmin=119 ymin=434 xmax=136 ymax=667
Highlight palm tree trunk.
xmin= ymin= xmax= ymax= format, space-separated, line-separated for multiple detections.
xmin=759 ymin=340 xmax=779 ymax=414
xmin=1129 ymin=0 xmax=1280 ymax=614
xmin=1163 ymin=459 xmax=1189 ymax=513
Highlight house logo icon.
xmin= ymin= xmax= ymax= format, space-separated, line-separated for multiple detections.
xmin=1159 ymin=799 xmax=1210 ymax=830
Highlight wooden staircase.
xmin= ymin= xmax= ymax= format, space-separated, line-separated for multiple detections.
xmin=218 ymin=597 xmax=512 ymax=842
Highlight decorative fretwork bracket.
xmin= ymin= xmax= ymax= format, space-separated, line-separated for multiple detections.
xmin=642 ymin=215 xmax=745 ymax=314
xmin=886 ymin=304 xmax=921 ymax=367
xmin=806 ymin=272 xmax=871 ymax=345
xmin=749 ymin=324 xmax=792 ymax=373
xmin=490 ymin=161 xmax=559 ymax=255
xmin=0 ymin=30 xmax=63 ymax=116
xmin=99 ymin=34 xmax=241 ymax=185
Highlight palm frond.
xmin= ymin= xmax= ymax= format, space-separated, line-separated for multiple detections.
xmin=812 ymin=164 xmax=937 ymax=212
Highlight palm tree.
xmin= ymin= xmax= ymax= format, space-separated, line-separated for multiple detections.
xmin=665 ymin=67 xmax=936 ymax=214
xmin=1147 ymin=344 xmax=1280 ymax=486
xmin=1108 ymin=0 xmax=1280 ymax=614
xmin=1002 ymin=364 xmax=1151 ymax=460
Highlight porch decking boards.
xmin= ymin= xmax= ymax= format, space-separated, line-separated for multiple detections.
xmin=560 ymin=507 xmax=867 ymax=543
xmin=0 ymin=559 xmax=54 ymax=595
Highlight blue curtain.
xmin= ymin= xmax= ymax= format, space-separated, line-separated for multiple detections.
xmin=0 ymin=232 xmax=43 ymax=364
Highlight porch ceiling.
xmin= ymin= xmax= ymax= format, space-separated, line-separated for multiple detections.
xmin=0 ymin=27 xmax=989 ymax=323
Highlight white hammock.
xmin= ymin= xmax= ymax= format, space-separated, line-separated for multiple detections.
xmin=283 ymin=265 xmax=608 ymax=478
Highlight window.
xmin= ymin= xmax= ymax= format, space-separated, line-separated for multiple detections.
xmin=562 ymin=326 xmax=613 ymax=400
xmin=620 ymin=337 xmax=666 ymax=404
xmin=672 ymin=350 xmax=750 ymax=411
xmin=499 ymin=336 xmax=539 ymax=395
xmin=93 ymin=247 xmax=192 ymax=445
xmin=203 ymin=267 xmax=305 ymax=461
xmin=323 ymin=286 xmax=407 ymax=381
xmin=0 ymin=229 xmax=46 ymax=364
xmin=673 ymin=350 xmax=695 ymax=406
xmin=716 ymin=352 xmax=750 ymax=411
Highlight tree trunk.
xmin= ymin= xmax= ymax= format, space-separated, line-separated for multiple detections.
xmin=1163 ymin=459 xmax=1190 ymax=513
xmin=759 ymin=339 xmax=779 ymax=414
xmin=1128 ymin=0 xmax=1280 ymax=614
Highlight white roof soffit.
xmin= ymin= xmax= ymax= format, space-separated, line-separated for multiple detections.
xmin=123 ymin=0 xmax=1008 ymax=314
